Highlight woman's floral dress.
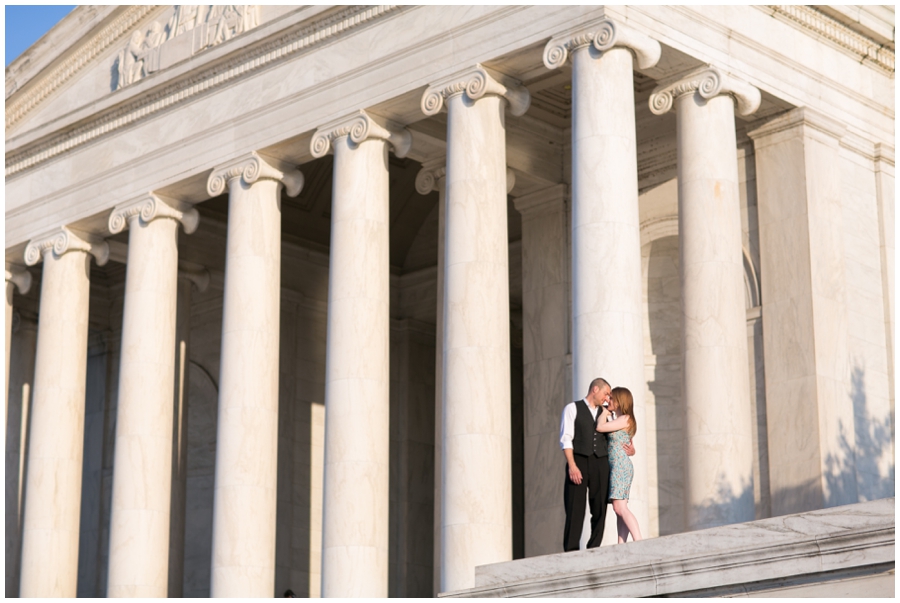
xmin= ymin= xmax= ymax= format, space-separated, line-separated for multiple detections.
xmin=607 ymin=428 xmax=634 ymax=500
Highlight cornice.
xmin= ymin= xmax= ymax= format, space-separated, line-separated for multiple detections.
xmin=207 ymin=151 xmax=304 ymax=198
xmin=108 ymin=193 xmax=199 ymax=235
xmin=762 ymin=6 xmax=894 ymax=74
xmin=310 ymin=110 xmax=411 ymax=159
xmin=6 ymin=5 xmax=402 ymax=178
xmin=24 ymin=226 xmax=109 ymax=267
xmin=875 ymin=143 xmax=894 ymax=167
xmin=649 ymin=66 xmax=761 ymax=117
xmin=543 ymin=18 xmax=661 ymax=71
xmin=747 ymin=106 xmax=847 ymax=144
xmin=6 ymin=6 xmax=161 ymax=130
xmin=421 ymin=64 xmax=530 ymax=117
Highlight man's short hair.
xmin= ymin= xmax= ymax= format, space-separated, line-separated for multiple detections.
xmin=588 ymin=377 xmax=610 ymax=396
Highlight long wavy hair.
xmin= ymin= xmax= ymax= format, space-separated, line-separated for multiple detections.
xmin=611 ymin=386 xmax=637 ymax=438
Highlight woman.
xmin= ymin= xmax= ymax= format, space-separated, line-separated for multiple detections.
xmin=596 ymin=386 xmax=642 ymax=543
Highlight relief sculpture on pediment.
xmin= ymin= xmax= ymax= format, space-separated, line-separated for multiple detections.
xmin=114 ymin=5 xmax=260 ymax=91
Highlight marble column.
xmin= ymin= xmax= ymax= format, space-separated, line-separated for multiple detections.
xmin=544 ymin=19 xmax=660 ymax=541
xmin=207 ymin=152 xmax=303 ymax=597
xmin=650 ymin=66 xmax=760 ymax=529
xmin=421 ymin=64 xmax=529 ymax=592
xmin=415 ymin=158 xmax=446 ymax=596
xmin=512 ymin=184 xmax=569 ymax=556
xmin=5 ymin=265 xmax=31 ymax=435
xmin=169 ymin=265 xmax=209 ymax=597
xmin=19 ymin=227 xmax=109 ymax=597
xmin=311 ymin=110 xmax=410 ymax=598
xmin=5 ymin=313 xmax=37 ymax=598
xmin=106 ymin=195 xmax=199 ymax=597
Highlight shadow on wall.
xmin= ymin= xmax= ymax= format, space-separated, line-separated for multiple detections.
xmin=834 ymin=363 xmax=893 ymax=503
xmin=689 ymin=474 xmax=754 ymax=530
xmin=769 ymin=363 xmax=894 ymax=515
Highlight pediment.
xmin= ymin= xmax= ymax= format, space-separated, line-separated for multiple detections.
xmin=6 ymin=6 xmax=269 ymax=141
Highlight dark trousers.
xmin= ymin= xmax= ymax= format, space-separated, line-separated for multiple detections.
xmin=563 ymin=453 xmax=610 ymax=552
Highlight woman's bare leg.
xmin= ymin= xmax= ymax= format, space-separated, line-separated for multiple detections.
xmin=616 ymin=514 xmax=628 ymax=543
xmin=612 ymin=499 xmax=643 ymax=542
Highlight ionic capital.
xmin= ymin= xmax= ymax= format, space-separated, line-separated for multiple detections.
xmin=108 ymin=194 xmax=199 ymax=235
xmin=5 ymin=263 xmax=32 ymax=295
xmin=415 ymin=159 xmax=515 ymax=195
xmin=421 ymin=64 xmax=530 ymax=117
xmin=311 ymin=110 xmax=412 ymax=159
xmin=649 ymin=66 xmax=761 ymax=117
xmin=24 ymin=226 xmax=109 ymax=267
xmin=543 ymin=18 xmax=661 ymax=71
xmin=207 ymin=151 xmax=304 ymax=198
xmin=178 ymin=263 xmax=210 ymax=292
xmin=415 ymin=158 xmax=447 ymax=195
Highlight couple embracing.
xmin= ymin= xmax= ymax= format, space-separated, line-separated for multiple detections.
xmin=559 ymin=377 xmax=642 ymax=551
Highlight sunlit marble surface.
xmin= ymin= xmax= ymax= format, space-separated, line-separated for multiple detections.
xmin=442 ymin=498 xmax=894 ymax=597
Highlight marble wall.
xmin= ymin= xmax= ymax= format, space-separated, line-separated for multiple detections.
xmin=839 ymin=148 xmax=895 ymax=500
xmin=642 ymin=234 xmax=684 ymax=537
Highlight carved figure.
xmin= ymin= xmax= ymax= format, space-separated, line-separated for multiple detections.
xmin=239 ymin=5 xmax=259 ymax=32
xmin=116 ymin=30 xmax=146 ymax=89
xmin=209 ymin=5 xmax=240 ymax=45
xmin=144 ymin=21 xmax=165 ymax=50
xmin=168 ymin=5 xmax=203 ymax=38
xmin=115 ymin=5 xmax=262 ymax=90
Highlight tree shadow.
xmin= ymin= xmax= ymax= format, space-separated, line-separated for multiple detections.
xmin=689 ymin=472 xmax=755 ymax=530
xmin=822 ymin=362 xmax=894 ymax=505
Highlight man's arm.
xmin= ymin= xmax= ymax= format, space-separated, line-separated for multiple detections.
xmin=560 ymin=403 xmax=582 ymax=483
xmin=564 ymin=448 xmax=582 ymax=484
xmin=623 ymin=438 xmax=635 ymax=456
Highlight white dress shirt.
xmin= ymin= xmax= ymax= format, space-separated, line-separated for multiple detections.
xmin=559 ymin=398 xmax=598 ymax=450
xmin=559 ymin=399 xmax=616 ymax=450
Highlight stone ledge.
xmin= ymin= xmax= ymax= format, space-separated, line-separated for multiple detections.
xmin=441 ymin=498 xmax=894 ymax=597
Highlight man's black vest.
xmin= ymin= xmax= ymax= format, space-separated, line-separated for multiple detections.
xmin=573 ymin=399 xmax=608 ymax=458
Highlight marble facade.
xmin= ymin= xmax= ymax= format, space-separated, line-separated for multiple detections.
xmin=5 ymin=5 xmax=894 ymax=598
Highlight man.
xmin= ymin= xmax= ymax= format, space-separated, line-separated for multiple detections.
xmin=560 ymin=377 xmax=635 ymax=551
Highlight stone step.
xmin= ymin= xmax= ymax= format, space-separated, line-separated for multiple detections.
xmin=441 ymin=498 xmax=894 ymax=598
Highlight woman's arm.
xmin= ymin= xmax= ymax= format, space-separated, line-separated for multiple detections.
xmin=596 ymin=414 xmax=630 ymax=433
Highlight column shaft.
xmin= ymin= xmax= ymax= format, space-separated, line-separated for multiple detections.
xmin=570 ymin=45 xmax=648 ymax=536
xmin=321 ymin=136 xmax=391 ymax=597
xmin=168 ymin=275 xmax=192 ymax=597
xmin=19 ymin=250 xmax=92 ymax=597
xmin=441 ymin=92 xmax=512 ymax=591
xmin=5 ymin=267 xmax=30 ymax=435
xmin=433 ymin=175 xmax=446 ymax=596
xmin=211 ymin=177 xmax=283 ymax=597
xmin=676 ymin=93 xmax=754 ymax=529
xmin=107 ymin=217 xmax=181 ymax=596
xmin=5 ymin=316 xmax=37 ymax=597
xmin=416 ymin=159 xmax=446 ymax=595
xmin=514 ymin=186 xmax=569 ymax=556
xmin=5 ymin=280 xmax=12 ymax=433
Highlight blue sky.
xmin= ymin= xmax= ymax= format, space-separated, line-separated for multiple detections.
xmin=6 ymin=5 xmax=75 ymax=66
